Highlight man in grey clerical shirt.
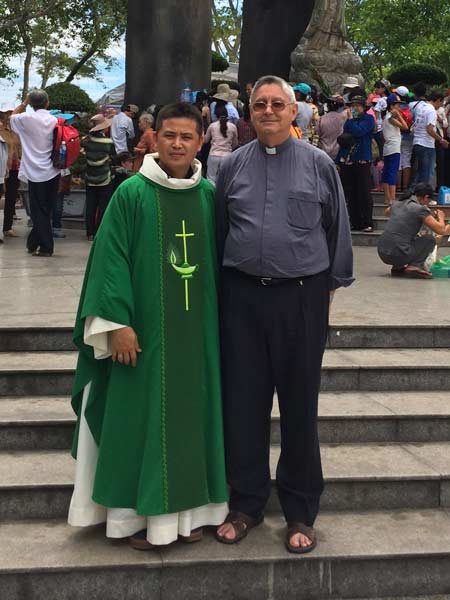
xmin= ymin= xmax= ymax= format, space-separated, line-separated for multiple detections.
xmin=215 ymin=75 xmax=353 ymax=554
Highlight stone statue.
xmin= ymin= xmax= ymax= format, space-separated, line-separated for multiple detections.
xmin=302 ymin=0 xmax=347 ymax=50
xmin=290 ymin=0 xmax=363 ymax=92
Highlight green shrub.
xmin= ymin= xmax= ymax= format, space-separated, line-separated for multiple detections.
xmin=212 ymin=51 xmax=229 ymax=73
xmin=45 ymin=82 xmax=96 ymax=113
xmin=389 ymin=63 xmax=448 ymax=87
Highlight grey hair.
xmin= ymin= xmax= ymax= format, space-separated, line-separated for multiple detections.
xmin=139 ymin=112 xmax=154 ymax=126
xmin=27 ymin=89 xmax=49 ymax=110
xmin=250 ymin=75 xmax=296 ymax=104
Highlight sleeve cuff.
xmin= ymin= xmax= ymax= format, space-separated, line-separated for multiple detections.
xmin=84 ymin=316 xmax=126 ymax=360
xmin=328 ymin=275 xmax=355 ymax=291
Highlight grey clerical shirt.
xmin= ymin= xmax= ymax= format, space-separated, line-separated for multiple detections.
xmin=215 ymin=135 xmax=354 ymax=290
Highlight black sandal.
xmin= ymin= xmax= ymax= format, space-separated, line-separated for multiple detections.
xmin=285 ymin=522 xmax=317 ymax=554
xmin=215 ymin=511 xmax=263 ymax=545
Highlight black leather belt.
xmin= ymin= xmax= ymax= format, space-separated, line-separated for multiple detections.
xmin=248 ymin=275 xmax=303 ymax=286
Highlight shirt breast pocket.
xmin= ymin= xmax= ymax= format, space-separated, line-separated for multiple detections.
xmin=287 ymin=192 xmax=322 ymax=230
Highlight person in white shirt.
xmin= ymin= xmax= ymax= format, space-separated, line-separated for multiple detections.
xmin=10 ymin=90 xmax=60 ymax=257
xmin=410 ymin=84 xmax=449 ymax=190
xmin=204 ymin=105 xmax=238 ymax=184
xmin=382 ymin=94 xmax=409 ymax=205
xmin=110 ymin=104 xmax=139 ymax=154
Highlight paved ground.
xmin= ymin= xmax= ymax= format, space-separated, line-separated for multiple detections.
xmin=1 ymin=211 xmax=450 ymax=328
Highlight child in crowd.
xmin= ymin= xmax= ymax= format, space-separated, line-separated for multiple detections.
xmin=111 ymin=151 xmax=135 ymax=195
xmin=382 ymin=94 xmax=409 ymax=205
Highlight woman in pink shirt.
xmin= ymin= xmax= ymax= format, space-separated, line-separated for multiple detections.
xmin=204 ymin=105 xmax=238 ymax=184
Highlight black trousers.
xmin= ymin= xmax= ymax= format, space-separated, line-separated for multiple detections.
xmin=3 ymin=170 xmax=19 ymax=232
xmin=27 ymin=175 xmax=60 ymax=254
xmin=340 ymin=163 xmax=373 ymax=230
xmin=220 ymin=268 xmax=329 ymax=526
xmin=85 ymin=185 xmax=111 ymax=237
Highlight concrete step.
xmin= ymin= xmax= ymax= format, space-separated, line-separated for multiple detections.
xmin=352 ymin=230 xmax=381 ymax=247
xmin=373 ymin=203 xmax=388 ymax=218
xmin=0 ymin=397 xmax=74 ymax=450
xmin=0 ymin=352 xmax=76 ymax=396
xmin=373 ymin=216 xmax=388 ymax=231
xmin=0 ymin=327 xmax=75 ymax=352
xmin=3 ymin=391 xmax=450 ymax=451
xmin=2 ymin=324 xmax=450 ymax=352
xmin=3 ymin=348 xmax=450 ymax=396
xmin=2 ymin=442 xmax=450 ymax=520
xmin=1 ymin=510 xmax=450 ymax=599
xmin=327 ymin=326 xmax=450 ymax=349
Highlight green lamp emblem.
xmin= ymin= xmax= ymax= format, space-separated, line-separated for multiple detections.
xmin=170 ymin=219 xmax=198 ymax=311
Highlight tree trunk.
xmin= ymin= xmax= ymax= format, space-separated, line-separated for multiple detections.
xmin=65 ymin=46 xmax=97 ymax=83
xmin=125 ymin=0 xmax=212 ymax=107
xmin=19 ymin=24 xmax=33 ymax=100
xmin=239 ymin=0 xmax=315 ymax=86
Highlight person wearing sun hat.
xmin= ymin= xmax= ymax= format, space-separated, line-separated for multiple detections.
xmin=336 ymin=95 xmax=375 ymax=232
xmin=82 ymin=115 xmax=115 ymax=240
xmin=210 ymin=83 xmax=240 ymax=125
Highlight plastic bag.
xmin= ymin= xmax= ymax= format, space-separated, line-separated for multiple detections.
xmin=430 ymin=255 xmax=450 ymax=278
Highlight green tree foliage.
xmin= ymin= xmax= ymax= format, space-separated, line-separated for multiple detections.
xmin=0 ymin=0 xmax=126 ymax=97
xmin=211 ymin=0 xmax=243 ymax=62
xmin=389 ymin=63 xmax=448 ymax=87
xmin=45 ymin=82 xmax=96 ymax=113
xmin=345 ymin=0 xmax=450 ymax=85
xmin=212 ymin=51 xmax=229 ymax=73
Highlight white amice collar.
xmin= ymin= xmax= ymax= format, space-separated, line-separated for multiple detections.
xmin=139 ymin=153 xmax=203 ymax=190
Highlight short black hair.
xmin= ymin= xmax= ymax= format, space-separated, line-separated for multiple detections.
xmin=155 ymin=102 xmax=203 ymax=137
xmin=413 ymin=82 xmax=427 ymax=98
xmin=414 ymin=182 xmax=435 ymax=199
xmin=428 ymin=90 xmax=444 ymax=102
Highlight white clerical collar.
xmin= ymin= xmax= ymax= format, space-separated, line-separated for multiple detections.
xmin=139 ymin=153 xmax=202 ymax=190
xmin=265 ymin=147 xmax=277 ymax=155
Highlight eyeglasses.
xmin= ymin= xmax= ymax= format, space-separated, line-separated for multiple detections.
xmin=251 ymin=100 xmax=294 ymax=112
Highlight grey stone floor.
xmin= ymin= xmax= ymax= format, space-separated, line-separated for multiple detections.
xmin=1 ymin=211 xmax=450 ymax=328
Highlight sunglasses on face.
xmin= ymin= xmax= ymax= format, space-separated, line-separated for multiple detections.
xmin=251 ymin=100 xmax=294 ymax=112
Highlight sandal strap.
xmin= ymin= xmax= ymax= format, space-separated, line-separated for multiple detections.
xmin=224 ymin=511 xmax=260 ymax=533
xmin=287 ymin=522 xmax=316 ymax=543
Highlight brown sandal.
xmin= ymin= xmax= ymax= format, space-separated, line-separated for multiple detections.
xmin=286 ymin=522 xmax=317 ymax=554
xmin=179 ymin=527 xmax=203 ymax=544
xmin=215 ymin=511 xmax=263 ymax=545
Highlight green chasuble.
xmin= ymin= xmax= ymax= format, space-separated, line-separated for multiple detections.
xmin=71 ymin=160 xmax=228 ymax=516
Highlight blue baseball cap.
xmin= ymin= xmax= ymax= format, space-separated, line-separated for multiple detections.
xmin=293 ymin=83 xmax=311 ymax=95
xmin=387 ymin=93 xmax=401 ymax=106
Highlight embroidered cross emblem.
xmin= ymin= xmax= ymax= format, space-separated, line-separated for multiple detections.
xmin=170 ymin=220 xmax=199 ymax=311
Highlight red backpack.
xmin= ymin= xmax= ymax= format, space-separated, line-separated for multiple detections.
xmin=52 ymin=117 xmax=81 ymax=169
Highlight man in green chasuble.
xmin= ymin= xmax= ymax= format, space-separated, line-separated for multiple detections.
xmin=68 ymin=103 xmax=229 ymax=549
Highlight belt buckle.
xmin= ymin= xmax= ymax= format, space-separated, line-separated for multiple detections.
xmin=261 ymin=277 xmax=272 ymax=286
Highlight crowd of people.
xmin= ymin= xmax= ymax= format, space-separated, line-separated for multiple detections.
xmin=2 ymin=71 xmax=450 ymax=559
xmin=1 ymin=77 xmax=449 ymax=278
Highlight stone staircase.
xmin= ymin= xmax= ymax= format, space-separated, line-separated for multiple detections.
xmin=1 ymin=325 xmax=450 ymax=599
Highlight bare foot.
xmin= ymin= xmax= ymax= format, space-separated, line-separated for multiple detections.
xmin=216 ymin=522 xmax=238 ymax=541
xmin=289 ymin=532 xmax=313 ymax=549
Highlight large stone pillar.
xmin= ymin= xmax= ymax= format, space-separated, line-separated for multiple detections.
xmin=239 ymin=0 xmax=315 ymax=86
xmin=125 ymin=0 xmax=212 ymax=108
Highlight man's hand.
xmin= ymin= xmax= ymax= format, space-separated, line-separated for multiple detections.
xmin=111 ymin=327 xmax=142 ymax=367
xmin=441 ymin=138 xmax=449 ymax=150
